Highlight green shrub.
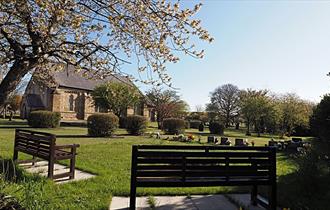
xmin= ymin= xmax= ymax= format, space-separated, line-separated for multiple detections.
xmin=162 ymin=118 xmax=185 ymax=134
xmin=126 ymin=115 xmax=147 ymax=135
xmin=209 ymin=121 xmax=224 ymax=134
xmin=189 ymin=120 xmax=202 ymax=129
xmin=87 ymin=113 xmax=119 ymax=137
xmin=293 ymin=125 xmax=312 ymax=137
xmin=28 ymin=111 xmax=61 ymax=128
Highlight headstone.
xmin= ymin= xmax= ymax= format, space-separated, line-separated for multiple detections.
xmin=207 ymin=136 xmax=216 ymax=143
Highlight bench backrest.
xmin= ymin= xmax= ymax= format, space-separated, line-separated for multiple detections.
xmin=131 ymin=145 xmax=276 ymax=188
xmin=14 ymin=129 xmax=56 ymax=159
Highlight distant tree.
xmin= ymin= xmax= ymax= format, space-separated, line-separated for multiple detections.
xmin=91 ymin=82 xmax=140 ymax=117
xmin=146 ymin=88 xmax=188 ymax=129
xmin=186 ymin=111 xmax=208 ymax=123
xmin=195 ymin=105 xmax=204 ymax=112
xmin=0 ymin=0 xmax=213 ymax=108
xmin=7 ymin=95 xmax=22 ymax=113
xmin=310 ymin=94 xmax=330 ymax=141
xmin=278 ymin=93 xmax=314 ymax=136
xmin=207 ymin=84 xmax=240 ymax=127
xmin=239 ymin=89 xmax=271 ymax=136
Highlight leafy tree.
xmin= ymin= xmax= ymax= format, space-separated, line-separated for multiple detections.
xmin=206 ymin=84 xmax=240 ymax=127
xmin=195 ymin=105 xmax=204 ymax=112
xmin=277 ymin=93 xmax=314 ymax=136
xmin=91 ymin=82 xmax=140 ymax=117
xmin=7 ymin=94 xmax=22 ymax=113
xmin=0 ymin=0 xmax=213 ymax=107
xmin=239 ymin=89 xmax=271 ymax=136
xmin=146 ymin=88 xmax=188 ymax=128
xmin=310 ymin=94 xmax=330 ymax=141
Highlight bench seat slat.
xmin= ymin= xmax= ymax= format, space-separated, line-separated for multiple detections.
xmin=136 ymin=178 xmax=271 ymax=187
xmin=136 ymin=170 xmax=270 ymax=177
xmin=137 ymin=165 xmax=270 ymax=171
xmin=16 ymin=142 xmax=51 ymax=152
xmin=15 ymin=147 xmax=50 ymax=159
xmin=16 ymin=133 xmax=53 ymax=144
xmin=136 ymin=145 xmax=272 ymax=151
xmin=137 ymin=151 xmax=270 ymax=158
xmin=137 ymin=157 xmax=271 ymax=165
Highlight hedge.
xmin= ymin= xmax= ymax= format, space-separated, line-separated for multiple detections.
xmin=189 ymin=120 xmax=202 ymax=129
xmin=126 ymin=115 xmax=147 ymax=135
xmin=28 ymin=111 xmax=61 ymax=128
xmin=87 ymin=113 xmax=119 ymax=137
xmin=163 ymin=118 xmax=185 ymax=135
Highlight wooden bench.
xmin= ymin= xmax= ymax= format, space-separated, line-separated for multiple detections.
xmin=130 ymin=145 xmax=276 ymax=210
xmin=13 ymin=129 xmax=80 ymax=180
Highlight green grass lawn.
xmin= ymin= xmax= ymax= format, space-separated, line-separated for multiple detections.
xmin=0 ymin=119 xmax=301 ymax=209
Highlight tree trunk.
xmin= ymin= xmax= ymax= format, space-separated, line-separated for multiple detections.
xmin=0 ymin=61 xmax=32 ymax=107
xmin=246 ymin=118 xmax=251 ymax=136
xmin=156 ymin=112 xmax=163 ymax=129
xmin=225 ymin=113 xmax=230 ymax=128
xmin=235 ymin=122 xmax=240 ymax=130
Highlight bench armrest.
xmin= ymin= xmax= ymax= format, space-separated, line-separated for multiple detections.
xmin=55 ymin=144 xmax=80 ymax=150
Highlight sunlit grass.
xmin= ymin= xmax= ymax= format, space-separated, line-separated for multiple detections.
xmin=0 ymin=119 xmax=301 ymax=209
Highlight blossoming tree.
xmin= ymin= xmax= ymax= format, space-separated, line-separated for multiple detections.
xmin=0 ymin=0 xmax=213 ymax=107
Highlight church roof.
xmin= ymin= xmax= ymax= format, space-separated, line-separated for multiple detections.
xmin=52 ymin=65 xmax=133 ymax=91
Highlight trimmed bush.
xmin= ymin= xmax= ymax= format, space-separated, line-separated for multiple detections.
xmin=163 ymin=118 xmax=185 ymax=134
xmin=28 ymin=111 xmax=61 ymax=128
xmin=209 ymin=121 xmax=224 ymax=135
xmin=189 ymin=120 xmax=202 ymax=129
xmin=126 ymin=115 xmax=147 ymax=135
xmin=87 ymin=113 xmax=119 ymax=137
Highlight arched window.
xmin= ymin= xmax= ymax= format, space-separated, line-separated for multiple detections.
xmin=69 ymin=95 xmax=74 ymax=111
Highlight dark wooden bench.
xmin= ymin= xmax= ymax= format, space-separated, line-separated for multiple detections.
xmin=13 ymin=129 xmax=80 ymax=180
xmin=130 ymin=145 xmax=276 ymax=210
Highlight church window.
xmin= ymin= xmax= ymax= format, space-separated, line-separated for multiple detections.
xmin=69 ymin=95 xmax=74 ymax=111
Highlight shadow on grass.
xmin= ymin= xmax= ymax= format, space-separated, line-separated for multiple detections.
xmin=0 ymin=126 xmax=29 ymax=129
xmin=56 ymin=134 xmax=91 ymax=138
xmin=276 ymin=167 xmax=330 ymax=209
xmin=0 ymin=158 xmax=44 ymax=183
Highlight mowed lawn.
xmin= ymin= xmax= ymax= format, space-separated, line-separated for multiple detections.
xmin=0 ymin=119 xmax=302 ymax=209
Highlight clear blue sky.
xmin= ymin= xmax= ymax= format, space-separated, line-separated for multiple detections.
xmin=151 ymin=0 xmax=330 ymax=111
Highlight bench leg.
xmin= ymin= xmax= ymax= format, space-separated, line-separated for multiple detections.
xmin=251 ymin=185 xmax=258 ymax=206
xmin=269 ymin=185 xmax=277 ymax=210
xmin=69 ymin=156 xmax=76 ymax=180
xmin=129 ymin=186 xmax=136 ymax=210
xmin=48 ymin=159 xmax=54 ymax=179
xmin=32 ymin=156 xmax=36 ymax=166
xmin=13 ymin=150 xmax=18 ymax=161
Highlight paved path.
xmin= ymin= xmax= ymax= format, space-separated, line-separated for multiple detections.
xmin=110 ymin=194 xmax=266 ymax=210
xmin=19 ymin=161 xmax=95 ymax=183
